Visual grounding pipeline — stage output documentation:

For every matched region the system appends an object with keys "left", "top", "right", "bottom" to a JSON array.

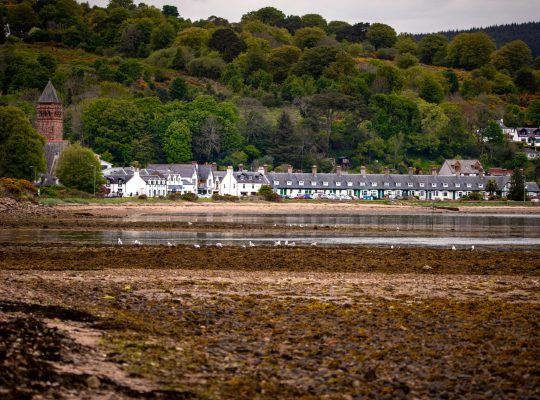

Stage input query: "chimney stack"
[
  {"left": 431, "top": 168, "right": 438, "bottom": 176},
  {"left": 312, "top": 165, "right": 317, "bottom": 176},
  {"left": 238, "top": 164, "right": 244, "bottom": 172},
  {"left": 211, "top": 162, "right": 217, "bottom": 172},
  {"left": 408, "top": 167, "right": 414, "bottom": 176},
  {"left": 360, "top": 166, "right": 366, "bottom": 176},
  {"left": 336, "top": 165, "right": 342, "bottom": 176},
  {"left": 287, "top": 164, "right": 293, "bottom": 174},
  {"left": 263, "top": 164, "right": 268, "bottom": 174},
  {"left": 226, "top": 165, "right": 233, "bottom": 174},
  {"left": 384, "top": 167, "right": 389, "bottom": 176}
]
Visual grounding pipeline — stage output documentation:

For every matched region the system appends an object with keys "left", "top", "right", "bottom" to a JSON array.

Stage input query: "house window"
[
  {"left": 323, "top": 182, "right": 329, "bottom": 186},
  {"left": 431, "top": 183, "right": 437, "bottom": 187},
  {"left": 396, "top": 182, "right": 401, "bottom": 187},
  {"left": 420, "top": 183, "right": 425, "bottom": 187},
  {"left": 242, "top": 184, "right": 245, "bottom": 189},
  {"left": 336, "top": 182, "right": 341, "bottom": 186},
  {"left": 274, "top": 180, "right": 279, "bottom": 185},
  {"left": 407, "top": 183, "right": 413, "bottom": 187},
  {"left": 299, "top": 181, "right": 304, "bottom": 185},
  {"left": 443, "top": 183, "right": 448, "bottom": 188},
  {"left": 347, "top": 182, "right": 353, "bottom": 187},
  {"left": 467, "top": 184, "right": 472, "bottom": 188},
  {"left": 311, "top": 181, "right": 317, "bottom": 186},
  {"left": 455, "top": 184, "right": 461, "bottom": 188},
  {"left": 360, "top": 182, "right": 365, "bottom": 186},
  {"left": 286, "top": 181, "right": 292, "bottom": 186},
  {"left": 443, "top": 191, "right": 448, "bottom": 197},
  {"left": 384, "top": 182, "right": 389, "bottom": 187},
  {"left": 371, "top": 182, "right": 377, "bottom": 187},
  {"left": 479, "top": 184, "right": 484, "bottom": 188}
]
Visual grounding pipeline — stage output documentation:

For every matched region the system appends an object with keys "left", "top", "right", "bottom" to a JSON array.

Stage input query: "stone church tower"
[{"left": 36, "top": 80, "right": 63, "bottom": 142}]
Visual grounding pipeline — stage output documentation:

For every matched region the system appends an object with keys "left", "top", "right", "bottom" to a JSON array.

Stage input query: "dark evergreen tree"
[
  {"left": 169, "top": 77, "right": 189, "bottom": 101},
  {"left": 208, "top": 28, "right": 246, "bottom": 62},
  {"left": 271, "top": 112, "right": 298, "bottom": 166},
  {"left": 507, "top": 168, "right": 525, "bottom": 201},
  {"left": 162, "top": 5, "right": 179, "bottom": 18}
]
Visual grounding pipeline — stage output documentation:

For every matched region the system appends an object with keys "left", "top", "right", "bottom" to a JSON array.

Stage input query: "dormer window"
[
  {"left": 384, "top": 182, "right": 389, "bottom": 187},
  {"left": 455, "top": 183, "right": 461, "bottom": 188},
  {"left": 371, "top": 182, "right": 377, "bottom": 187},
  {"left": 420, "top": 183, "right": 425, "bottom": 187},
  {"left": 311, "top": 181, "right": 317, "bottom": 186},
  {"left": 286, "top": 181, "right": 292, "bottom": 186},
  {"left": 347, "top": 182, "right": 353, "bottom": 187},
  {"left": 360, "top": 182, "right": 365, "bottom": 186},
  {"left": 336, "top": 182, "right": 341, "bottom": 186},
  {"left": 396, "top": 182, "right": 401, "bottom": 187},
  {"left": 443, "top": 183, "right": 448, "bottom": 188},
  {"left": 299, "top": 181, "right": 304, "bottom": 185},
  {"left": 407, "top": 182, "right": 413, "bottom": 187},
  {"left": 323, "top": 181, "right": 329, "bottom": 186},
  {"left": 478, "top": 184, "right": 484, "bottom": 188},
  {"left": 431, "top": 183, "right": 437, "bottom": 187},
  {"left": 467, "top": 183, "right": 471, "bottom": 188}
]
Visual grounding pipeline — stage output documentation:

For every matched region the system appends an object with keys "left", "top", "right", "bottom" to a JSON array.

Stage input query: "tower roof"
[{"left": 38, "top": 80, "right": 61, "bottom": 104}]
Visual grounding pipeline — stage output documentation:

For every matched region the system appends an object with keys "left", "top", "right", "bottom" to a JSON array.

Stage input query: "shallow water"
[{"left": 2, "top": 228, "right": 539, "bottom": 249}]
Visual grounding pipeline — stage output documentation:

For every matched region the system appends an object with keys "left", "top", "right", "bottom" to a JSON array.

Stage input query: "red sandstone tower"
[{"left": 36, "top": 80, "right": 63, "bottom": 142}]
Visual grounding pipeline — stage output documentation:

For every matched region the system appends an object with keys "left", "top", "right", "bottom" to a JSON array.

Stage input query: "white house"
[
  {"left": 219, "top": 165, "right": 270, "bottom": 196},
  {"left": 103, "top": 167, "right": 167, "bottom": 197},
  {"left": 499, "top": 120, "right": 540, "bottom": 147}
]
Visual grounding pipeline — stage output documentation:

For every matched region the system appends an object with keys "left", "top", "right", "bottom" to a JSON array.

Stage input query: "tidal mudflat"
[{"left": 0, "top": 203, "right": 539, "bottom": 399}]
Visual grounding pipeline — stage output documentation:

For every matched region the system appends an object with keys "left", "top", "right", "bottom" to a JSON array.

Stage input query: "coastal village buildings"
[{"left": 498, "top": 120, "right": 540, "bottom": 148}]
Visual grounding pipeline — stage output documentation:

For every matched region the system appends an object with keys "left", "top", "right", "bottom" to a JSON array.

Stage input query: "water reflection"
[{"left": 2, "top": 228, "right": 539, "bottom": 249}]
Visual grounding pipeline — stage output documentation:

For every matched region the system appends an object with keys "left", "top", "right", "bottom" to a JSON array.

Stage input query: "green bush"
[
  {"left": 167, "top": 192, "right": 182, "bottom": 201},
  {"left": 258, "top": 184, "right": 280, "bottom": 201},
  {"left": 138, "top": 194, "right": 148, "bottom": 200},
  {"left": 460, "top": 192, "right": 484, "bottom": 201},
  {"left": 0, "top": 178, "right": 37, "bottom": 199},
  {"left": 180, "top": 192, "right": 198, "bottom": 202},
  {"left": 211, "top": 193, "right": 239, "bottom": 202}
]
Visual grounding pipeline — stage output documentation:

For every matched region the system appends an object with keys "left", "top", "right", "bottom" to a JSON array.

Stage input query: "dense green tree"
[
  {"left": 503, "top": 105, "right": 525, "bottom": 127},
  {"left": 162, "top": 5, "right": 179, "bottom": 18},
  {"left": 293, "top": 27, "right": 326, "bottom": 49},
  {"left": 119, "top": 24, "right": 147, "bottom": 56},
  {"left": 150, "top": 22, "right": 175, "bottom": 50},
  {"left": 271, "top": 112, "right": 298, "bottom": 165},
  {"left": 276, "top": 15, "right": 303, "bottom": 34},
  {"left": 7, "top": 3, "right": 38, "bottom": 37},
  {"left": 301, "top": 14, "right": 327, "bottom": 30},
  {"left": 486, "top": 179, "right": 498, "bottom": 196},
  {"left": 169, "top": 77, "right": 189, "bottom": 101},
  {"left": 526, "top": 100, "right": 540, "bottom": 126},
  {"left": 187, "top": 56, "right": 226, "bottom": 79},
  {"left": 268, "top": 45, "right": 302, "bottom": 83},
  {"left": 0, "top": 106, "right": 45, "bottom": 181},
  {"left": 335, "top": 22, "right": 370, "bottom": 43},
  {"left": 514, "top": 68, "right": 537, "bottom": 93},
  {"left": 491, "top": 40, "right": 532, "bottom": 75},
  {"left": 507, "top": 168, "right": 525, "bottom": 201},
  {"left": 292, "top": 46, "right": 338, "bottom": 78},
  {"left": 419, "top": 76, "right": 444, "bottom": 104},
  {"left": 396, "top": 53, "right": 418, "bottom": 69},
  {"left": 163, "top": 121, "right": 192, "bottom": 163},
  {"left": 370, "top": 94, "right": 421, "bottom": 139},
  {"left": 443, "top": 70, "right": 459, "bottom": 94},
  {"left": 175, "top": 27, "right": 211, "bottom": 50},
  {"left": 418, "top": 34, "right": 447, "bottom": 65},
  {"left": 249, "top": 7, "right": 285, "bottom": 25},
  {"left": 447, "top": 32, "right": 496, "bottom": 70},
  {"left": 56, "top": 143, "right": 105, "bottom": 193},
  {"left": 327, "top": 20, "right": 350, "bottom": 35},
  {"left": 394, "top": 35, "right": 418, "bottom": 55},
  {"left": 366, "top": 23, "right": 397, "bottom": 49},
  {"left": 209, "top": 28, "right": 246, "bottom": 62}
]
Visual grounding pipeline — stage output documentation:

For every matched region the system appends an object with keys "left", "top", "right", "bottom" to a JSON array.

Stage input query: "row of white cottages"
[{"left": 103, "top": 163, "right": 540, "bottom": 200}]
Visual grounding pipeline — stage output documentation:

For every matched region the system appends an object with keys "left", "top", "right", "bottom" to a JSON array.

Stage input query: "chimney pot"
[
  {"left": 312, "top": 165, "right": 317, "bottom": 176},
  {"left": 263, "top": 164, "right": 268, "bottom": 174},
  {"left": 384, "top": 167, "right": 389, "bottom": 176},
  {"left": 287, "top": 164, "right": 293, "bottom": 174},
  {"left": 336, "top": 165, "right": 342, "bottom": 176},
  {"left": 431, "top": 168, "right": 438, "bottom": 176},
  {"left": 408, "top": 167, "right": 414, "bottom": 176},
  {"left": 360, "top": 166, "right": 366, "bottom": 176},
  {"left": 211, "top": 162, "right": 217, "bottom": 172}
]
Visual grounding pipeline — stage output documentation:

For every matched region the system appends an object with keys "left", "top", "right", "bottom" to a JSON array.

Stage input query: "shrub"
[
  {"left": 211, "top": 193, "right": 239, "bottom": 202},
  {"left": 258, "top": 185, "right": 280, "bottom": 201},
  {"left": 0, "top": 178, "right": 37, "bottom": 199},
  {"left": 138, "top": 194, "right": 148, "bottom": 200},
  {"left": 167, "top": 192, "right": 182, "bottom": 201},
  {"left": 460, "top": 192, "right": 484, "bottom": 201},
  {"left": 180, "top": 192, "right": 198, "bottom": 202}
]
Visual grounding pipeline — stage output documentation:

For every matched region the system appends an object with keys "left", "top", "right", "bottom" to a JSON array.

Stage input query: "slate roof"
[
  {"left": 267, "top": 172, "right": 511, "bottom": 192},
  {"left": 439, "top": 159, "right": 484, "bottom": 176},
  {"left": 38, "top": 80, "right": 61, "bottom": 104},
  {"left": 517, "top": 128, "right": 540, "bottom": 137},
  {"left": 147, "top": 163, "right": 197, "bottom": 178},
  {"left": 198, "top": 164, "right": 213, "bottom": 180},
  {"left": 234, "top": 171, "right": 269, "bottom": 184},
  {"left": 43, "top": 141, "right": 69, "bottom": 176}
]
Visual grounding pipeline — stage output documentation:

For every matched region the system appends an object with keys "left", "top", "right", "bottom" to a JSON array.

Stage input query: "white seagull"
[
  {"left": 274, "top": 240, "right": 281, "bottom": 246},
  {"left": 216, "top": 242, "right": 223, "bottom": 247},
  {"left": 390, "top": 245, "right": 394, "bottom": 249},
  {"left": 311, "top": 242, "right": 317, "bottom": 246},
  {"left": 288, "top": 241, "right": 296, "bottom": 247},
  {"left": 117, "top": 238, "right": 123, "bottom": 245},
  {"left": 249, "top": 241, "right": 255, "bottom": 247},
  {"left": 471, "top": 245, "right": 475, "bottom": 251},
  {"left": 193, "top": 244, "right": 200, "bottom": 248},
  {"left": 134, "top": 240, "right": 142, "bottom": 245},
  {"left": 188, "top": 221, "right": 193, "bottom": 225},
  {"left": 284, "top": 240, "right": 289, "bottom": 246},
  {"left": 451, "top": 245, "right": 457, "bottom": 251},
  {"left": 167, "top": 241, "right": 173, "bottom": 247}
]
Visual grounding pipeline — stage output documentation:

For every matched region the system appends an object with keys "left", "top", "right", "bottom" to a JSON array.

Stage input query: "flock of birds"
[{"left": 116, "top": 237, "right": 474, "bottom": 250}]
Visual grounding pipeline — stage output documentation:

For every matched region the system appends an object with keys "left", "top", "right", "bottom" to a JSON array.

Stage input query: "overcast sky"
[{"left": 88, "top": 0, "right": 540, "bottom": 33}]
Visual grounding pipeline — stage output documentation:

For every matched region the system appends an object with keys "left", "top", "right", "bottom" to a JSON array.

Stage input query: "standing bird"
[
  {"left": 193, "top": 244, "right": 200, "bottom": 248},
  {"left": 188, "top": 221, "right": 193, "bottom": 226},
  {"left": 249, "top": 241, "right": 255, "bottom": 247},
  {"left": 167, "top": 241, "right": 173, "bottom": 247},
  {"left": 390, "top": 245, "right": 394, "bottom": 249},
  {"left": 311, "top": 242, "right": 317, "bottom": 246},
  {"left": 284, "top": 240, "right": 289, "bottom": 246},
  {"left": 288, "top": 241, "right": 296, "bottom": 247},
  {"left": 134, "top": 240, "right": 142, "bottom": 245},
  {"left": 216, "top": 242, "right": 223, "bottom": 247},
  {"left": 274, "top": 240, "right": 281, "bottom": 246},
  {"left": 451, "top": 245, "right": 456, "bottom": 251},
  {"left": 471, "top": 245, "right": 475, "bottom": 251},
  {"left": 117, "top": 238, "right": 123, "bottom": 245}
]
